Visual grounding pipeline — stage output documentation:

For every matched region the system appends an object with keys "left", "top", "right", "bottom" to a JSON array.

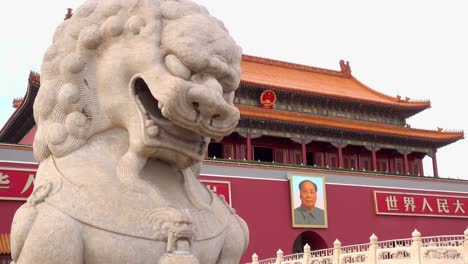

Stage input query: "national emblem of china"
[{"left": 260, "top": 90, "right": 277, "bottom": 109}]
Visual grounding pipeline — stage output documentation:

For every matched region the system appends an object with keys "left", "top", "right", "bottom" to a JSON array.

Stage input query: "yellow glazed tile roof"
[{"left": 241, "top": 55, "right": 430, "bottom": 109}]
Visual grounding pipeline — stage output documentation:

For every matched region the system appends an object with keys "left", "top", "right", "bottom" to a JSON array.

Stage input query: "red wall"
[
  {"left": 18, "top": 126, "right": 37, "bottom": 145},
  {"left": 0, "top": 161, "right": 37, "bottom": 234},
  {"left": 1, "top": 172, "right": 466, "bottom": 263},
  {"left": 0, "top": 201, "right": 23, "bottom": 234},
  {"left": 198, "top": 175, "right": 468, "bottom": 263}
]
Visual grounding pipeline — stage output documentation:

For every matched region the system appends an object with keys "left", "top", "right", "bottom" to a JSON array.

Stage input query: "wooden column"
[
  {"left": 432, "top": 150, "right": 439, "bottom": 178},
  {"left": 338, "top": 143, "right": 343, "bottom": 168},
  {"left": 419, "top": 159, "right": 424, "bottom": 176},
  {"left": 371, "top": 147, "right": 377, "bottom": 171},
  {"left": 246, "top": 132, "right": 252, "bottom": 160},
  {"left": 301, "top": 137, "right": 307, "bottom": 165},
  {"left": 403, "top": 151, "right": 409, "bottom": 174}
]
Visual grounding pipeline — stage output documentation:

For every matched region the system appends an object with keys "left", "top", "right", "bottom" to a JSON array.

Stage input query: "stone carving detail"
[{"left": 10, "top": 0, "right": 248, "bottom": 263}]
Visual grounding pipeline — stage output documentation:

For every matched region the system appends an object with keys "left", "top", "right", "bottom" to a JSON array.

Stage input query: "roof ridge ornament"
[
  {"left": 28, "top": 71, "right": 40, "bottom": 86},
  {"left": 64, "top": 8, "right": 73, "bottom": 20},
  {"left": 242, "top": 54, "right": 344, "bottom": 77},
  {"left": 339, "top": 60, "right": 351, "bottom": 77},
  {"left": 12, "top": 97, "right": 24, "bottom": 109}
]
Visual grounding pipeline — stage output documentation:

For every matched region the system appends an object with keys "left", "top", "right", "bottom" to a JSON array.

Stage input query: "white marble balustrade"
[{"left": 248, "top": 228, "right": 468, "bottom": 264}]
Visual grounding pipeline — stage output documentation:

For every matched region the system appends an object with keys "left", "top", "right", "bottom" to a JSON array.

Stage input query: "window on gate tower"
[
  {"left": 377, "top": 159, "right": 388, "bottom": 172},
  {"left": 360, "top": 155, "right": 371, "bottom": 171},
  {"left": 273, "top": 148, "right": 287, "bottom": 163}
]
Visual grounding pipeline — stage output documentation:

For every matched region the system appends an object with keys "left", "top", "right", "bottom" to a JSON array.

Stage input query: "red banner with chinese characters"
[
  {"left": 374, "top": 191, "right": 468, "bottom": 218},
  {"left": 0, "top": 166, "right": 229, "bottom": 204},
  {"left": 199, "top": 180, "right": 232, "bottom": 206},
  {"left": 0, "top": 167, "right": 36, "bottom": 201}
]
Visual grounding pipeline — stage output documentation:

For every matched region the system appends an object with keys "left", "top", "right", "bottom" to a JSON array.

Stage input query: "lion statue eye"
[{"left": 164, "top": 54, "right": 191, "bottom": 80}]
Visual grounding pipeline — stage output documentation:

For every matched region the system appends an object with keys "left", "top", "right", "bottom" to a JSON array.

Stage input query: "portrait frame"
[{"left": 289, "top": 172, "right": 328, "bottom": 228}]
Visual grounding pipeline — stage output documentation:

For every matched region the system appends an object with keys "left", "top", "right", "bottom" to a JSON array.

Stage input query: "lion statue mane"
[{"left": 10, "top": 0, "right": 249, "bottom": 263}]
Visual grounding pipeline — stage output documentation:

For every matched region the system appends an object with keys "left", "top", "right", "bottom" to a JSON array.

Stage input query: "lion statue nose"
[{"left": 187, "top": 75, "right": 238, "bottom": 128}]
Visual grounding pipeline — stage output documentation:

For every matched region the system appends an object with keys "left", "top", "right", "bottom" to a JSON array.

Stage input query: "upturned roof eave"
[
  {"left": 240, "top": 79, "right": 431, "bottom": 111},
  {"left": 0, "top": 72, "right": 39, "bottom": 143},
  {"left": 237, "top": 105, "right": 464, "bottom": 144},
  {"left": 240, "top": 55, "right": 431, "bottom": 112}
]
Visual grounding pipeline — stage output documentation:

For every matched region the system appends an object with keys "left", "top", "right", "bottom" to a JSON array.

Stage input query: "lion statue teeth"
[{"left": 10, "top": 0, "right": 249, "bottom": 263}]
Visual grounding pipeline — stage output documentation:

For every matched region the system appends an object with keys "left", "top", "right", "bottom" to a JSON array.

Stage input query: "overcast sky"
[{"left": 0, "top": 0, "right": 466, "bottom": 180}]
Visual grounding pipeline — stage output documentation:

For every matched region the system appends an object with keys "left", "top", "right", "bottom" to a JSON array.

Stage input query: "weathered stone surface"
[{"left": 10, "top": 0, "right": 248, "bottom": 263}]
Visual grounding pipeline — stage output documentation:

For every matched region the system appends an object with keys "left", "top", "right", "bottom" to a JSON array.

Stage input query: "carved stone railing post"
[
  {"left": 275, "top": 249, "right": 284, "bottom": 264},
  {"left": 464, "top": 228, "right": 468, "bottom": 264},
  {"left": 410, "top": 229, "right": 422, "bottom": 264},
  {"left": 333, "top": 239, "right": 342, "bottom": 264},
  {"left": 250, "top": 229, "right": 468, "bottom": 264},
  {"left": 368, "top": 233, "right": 378, "bottom": 263},
  {"left": 302, "top": 243, "right": 311, "bottom": 264},
  {"left": 251, "top": 253, "right": 259, "bottom": 264}
]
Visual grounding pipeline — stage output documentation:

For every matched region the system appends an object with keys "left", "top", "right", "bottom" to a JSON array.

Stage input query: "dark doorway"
[
  {"left": 208, "top": 143, "right": 223, "bottom": 158},
  {"left": 306, "top": 152, "right": 314, "bottom": 166},
  {"left": 292, "top": 231, "right": 328, "bottom": 254},
  {"left": 254, "top": 147, "right": 273, "bottom": 162}
]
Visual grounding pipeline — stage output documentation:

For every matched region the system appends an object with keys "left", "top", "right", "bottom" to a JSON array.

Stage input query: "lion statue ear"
[{"left": 190, "top": 162, "right": 202, "bottom": 177}]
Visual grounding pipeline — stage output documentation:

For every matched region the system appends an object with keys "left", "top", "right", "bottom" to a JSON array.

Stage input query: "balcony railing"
[{"left": 204, "top": 158, "right": 468, "bottom": 182}]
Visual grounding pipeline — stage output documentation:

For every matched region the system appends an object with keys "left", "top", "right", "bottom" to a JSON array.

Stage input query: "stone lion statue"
[{"left": 10, "top": 0, "right": 248, "bottom": 263}]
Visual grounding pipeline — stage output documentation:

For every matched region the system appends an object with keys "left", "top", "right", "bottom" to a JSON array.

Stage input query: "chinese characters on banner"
[
  {"left": 199, "top": 179, "right": 232, "bottom": 206},
  {"left": 1, "top": 168, "right": 232, "bottom": 205},
  {"left": 0, "top": 168, "right": 36, "bottom": 200},
  {"left": 374, "top": 191, "right": 467, "bottom": 218}
]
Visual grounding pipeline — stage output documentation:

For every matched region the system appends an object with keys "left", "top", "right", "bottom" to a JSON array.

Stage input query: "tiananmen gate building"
[{"left": 1, "top": 55, "right": 467, "bottom": 264}]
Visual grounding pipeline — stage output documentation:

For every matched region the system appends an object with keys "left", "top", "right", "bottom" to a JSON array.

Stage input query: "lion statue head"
[{"left": 33, "top": 0, "right": 242, "bottom": 171}]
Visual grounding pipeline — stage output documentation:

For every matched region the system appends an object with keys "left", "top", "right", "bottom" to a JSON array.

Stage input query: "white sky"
[{"left": 0, "top": 1, "right": 466, "bottom": 180}]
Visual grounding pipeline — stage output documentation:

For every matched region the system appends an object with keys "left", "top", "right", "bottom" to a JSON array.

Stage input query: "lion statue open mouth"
[{"left": 10, "top": 0, "right": 249, "bottom": 263}]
